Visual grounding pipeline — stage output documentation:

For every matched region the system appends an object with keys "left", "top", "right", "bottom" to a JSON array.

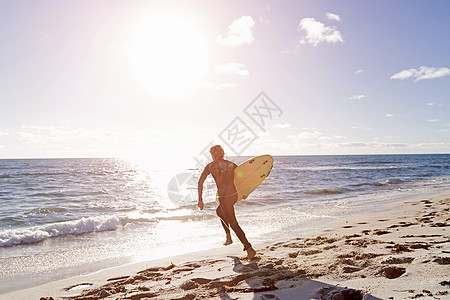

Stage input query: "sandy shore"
[{"left": 3, "top": 190, "right": 449, "bottom": 300}]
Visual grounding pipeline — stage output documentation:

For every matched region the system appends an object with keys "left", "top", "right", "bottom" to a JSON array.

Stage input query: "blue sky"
[{"left": 0, "top": 0, "right": 449, "bottom": 163}]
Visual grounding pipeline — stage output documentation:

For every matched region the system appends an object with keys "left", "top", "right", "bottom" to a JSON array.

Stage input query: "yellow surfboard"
[{"left": 216, "top": 155, "right": 274, "bottom": 203}]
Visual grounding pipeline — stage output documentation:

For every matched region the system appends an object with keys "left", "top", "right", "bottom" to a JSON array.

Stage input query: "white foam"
[{"left": 0, "top": 215, "right": 123, "bottom": 247}]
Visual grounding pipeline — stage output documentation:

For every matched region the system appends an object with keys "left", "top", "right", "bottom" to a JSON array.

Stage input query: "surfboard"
[{"left": 216, "top": 155, "right": 273, "bottom": 203}]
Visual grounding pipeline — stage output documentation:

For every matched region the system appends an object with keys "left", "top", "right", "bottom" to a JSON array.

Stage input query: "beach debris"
[
  {"left": 381, "top": 266, "right": 406, "bottom": 279},
  {"left": 440, "top": 281, "right": 450, "bottom": 287},
  {"left": 165, "top": 262, "right": 177, "bottom": 270}
]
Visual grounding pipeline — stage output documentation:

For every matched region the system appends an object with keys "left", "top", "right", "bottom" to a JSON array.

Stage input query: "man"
[{"left": 197, "top": 145, "right": 256, "bottom": 259}]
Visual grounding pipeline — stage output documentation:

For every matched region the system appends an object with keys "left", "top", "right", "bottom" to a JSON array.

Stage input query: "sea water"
[{"left": 0, "top": 154, "right": 449, "bottom": 293}]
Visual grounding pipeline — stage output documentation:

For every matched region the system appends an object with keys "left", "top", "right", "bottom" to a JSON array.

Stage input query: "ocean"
[{"left": 0, "top": 154, "right": 449, "bottom": 293}]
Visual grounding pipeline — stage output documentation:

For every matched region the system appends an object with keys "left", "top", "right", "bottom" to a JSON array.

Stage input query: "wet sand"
[{"left": 3, "top": 190, "right": 450, "bottom": 300}]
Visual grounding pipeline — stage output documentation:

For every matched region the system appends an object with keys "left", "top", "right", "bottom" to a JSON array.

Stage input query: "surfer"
[{"left": 197, "top": 145, "right": 256, "bottom": 259}]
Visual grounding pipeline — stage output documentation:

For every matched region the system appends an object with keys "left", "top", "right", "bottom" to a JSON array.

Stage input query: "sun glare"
[{"left": 130, "top": 11, "right": 209, "bottom": 95}]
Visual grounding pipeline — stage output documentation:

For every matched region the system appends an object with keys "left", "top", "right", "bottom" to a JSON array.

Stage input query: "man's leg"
[{"left": 220, "top": 198, "right": 252, "bottom": 251}]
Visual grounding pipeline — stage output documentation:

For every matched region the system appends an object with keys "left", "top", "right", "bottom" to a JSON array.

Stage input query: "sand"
[{"left": 2, "top": 190, "right": 449, "bottom": 300}]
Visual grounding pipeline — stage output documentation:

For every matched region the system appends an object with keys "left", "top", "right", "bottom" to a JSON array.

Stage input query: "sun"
[{"left": 130, "top": 11, "right": 209, "bottom": 95}]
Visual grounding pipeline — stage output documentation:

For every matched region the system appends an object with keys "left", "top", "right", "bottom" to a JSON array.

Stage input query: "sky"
[{"left": 0, "top": 0, "right": 449, "bottom": 164}]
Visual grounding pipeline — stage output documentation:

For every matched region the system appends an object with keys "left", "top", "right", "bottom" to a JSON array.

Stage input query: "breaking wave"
[{"left": 0, "top": 214, "right": 157, "bottom": 247}]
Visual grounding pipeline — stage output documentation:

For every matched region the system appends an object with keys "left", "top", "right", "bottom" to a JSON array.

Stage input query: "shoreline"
[
  {"left": 0, "top": 186, "right": 435, "bottom": 295},
  {"left": 3, "top": 189, "right": 449, "bottom": 300}
]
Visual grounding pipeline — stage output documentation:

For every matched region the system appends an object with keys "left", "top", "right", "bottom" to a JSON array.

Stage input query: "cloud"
[
  {"left": 274, "top": 123, "right": 291, "bottom": 129},
  {"left": 298, "top": 17, "right": 343, "bottom": 46},
  {"left": 427, "top": 119, "right": 438, "bottom": 122},
  {"left": 355, "top": 69, "right": 364, "bottom": 75},
  {"left": 326, "top": 12, "right": 341, "bottom": 21},
  {"left": 349, "top": 94, "right": 366, "bottom": 100},
  {"left": 385, "top": 113, "right": 395, "bottom": 117},
  {"left": 199, "top": 81, "right": 239, "bottom": 90},
  {"left": 426, "top": 102, "right": 443, "bottom": 107},
  {"left": 0, "top": 131, "right": 8, "bottom": 136},
  {"left": 391, "top": 66, "right": 450, "bottom": 81},
  {"left": 215, "top": 63, "right": 249, "bottom": 76},
  {"left": 217, "top": 16, "right": 255, "bottom": 47},
  {"left": 258, "top": 16, "right": 269, "bottom": 24}
]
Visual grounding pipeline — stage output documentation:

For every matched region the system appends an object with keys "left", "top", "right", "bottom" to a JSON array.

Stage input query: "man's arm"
[{"left": 197, "top": 165, "right": 210, "bottom": 210}]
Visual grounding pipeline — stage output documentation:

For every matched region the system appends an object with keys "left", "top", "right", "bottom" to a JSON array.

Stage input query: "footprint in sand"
[{"left": 381, "top": 266, "right": 406, "bottom": 279}]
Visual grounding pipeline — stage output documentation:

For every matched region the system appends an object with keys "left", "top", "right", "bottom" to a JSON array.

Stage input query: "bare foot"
[
  {"left": 223, "top": 239, "right": 233, "bottom": 246},
  {"left": 246, "top": 247, "right": 256, "bottom": 260},
  {"left": 223, "top": 234, "right": 232, "bottom": 246}
]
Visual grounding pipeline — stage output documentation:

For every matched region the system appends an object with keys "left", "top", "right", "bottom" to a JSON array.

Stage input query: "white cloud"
[
  {"left": 439, "top": 129, "right": 448, "bottom": 132},
  {"left": 216, "top": 16, "right": 255, "bottom": 47},
  {"left": 349, "top": 94, "right": 366, "bottom": 100},
  {"left": 355, "top": 69, "right": 364, "bottom": 75},
  {"left": 427, "top": 102, "right": 435, "bottom": 106},
  {"left": 385, "top": 113, "right": 395, "bottom": 117},
  {"left": 391, "top": 66, "right": 450, "bottom": 81},
  {"left": 258, "top": 16, "right": 269, "bottom": 24},
  {"left": 326, "top": 12, "right": 341, "bottom": 22},
  {"left": 0, "top": 131, "right": 8, "bottom": 136},
  {"left": 298, "top": 17, "right": 343, "bottom": 46},
  {"left": 215, "top": 63, "right": 249, "bottom": 76},
  {"left": 274, "top": 123, "right": 291, "bottom": 129},
  {"left": 199, "top": 81, "right": 238, "bottom": 90},
  {"left": 427, "top": 119, "right": 438, "bottom": 122}
]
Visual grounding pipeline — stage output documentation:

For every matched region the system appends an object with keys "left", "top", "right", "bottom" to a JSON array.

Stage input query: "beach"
[{"left": 3, "top": 189, "right": 448, "bottom": 300}]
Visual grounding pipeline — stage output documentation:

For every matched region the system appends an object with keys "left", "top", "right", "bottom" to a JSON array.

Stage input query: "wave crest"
[{"left": 0, "top": 215, "right": 123, "bottom": 247}]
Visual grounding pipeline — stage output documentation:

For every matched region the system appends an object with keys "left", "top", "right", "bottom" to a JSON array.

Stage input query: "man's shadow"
[{"left": 212, "top": 256, "right": 383, "bottom": 300}]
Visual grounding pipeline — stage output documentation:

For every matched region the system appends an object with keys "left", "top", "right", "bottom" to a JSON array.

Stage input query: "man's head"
[{"left": 210, "top": 145, "right": 225, "bottom": 161}]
